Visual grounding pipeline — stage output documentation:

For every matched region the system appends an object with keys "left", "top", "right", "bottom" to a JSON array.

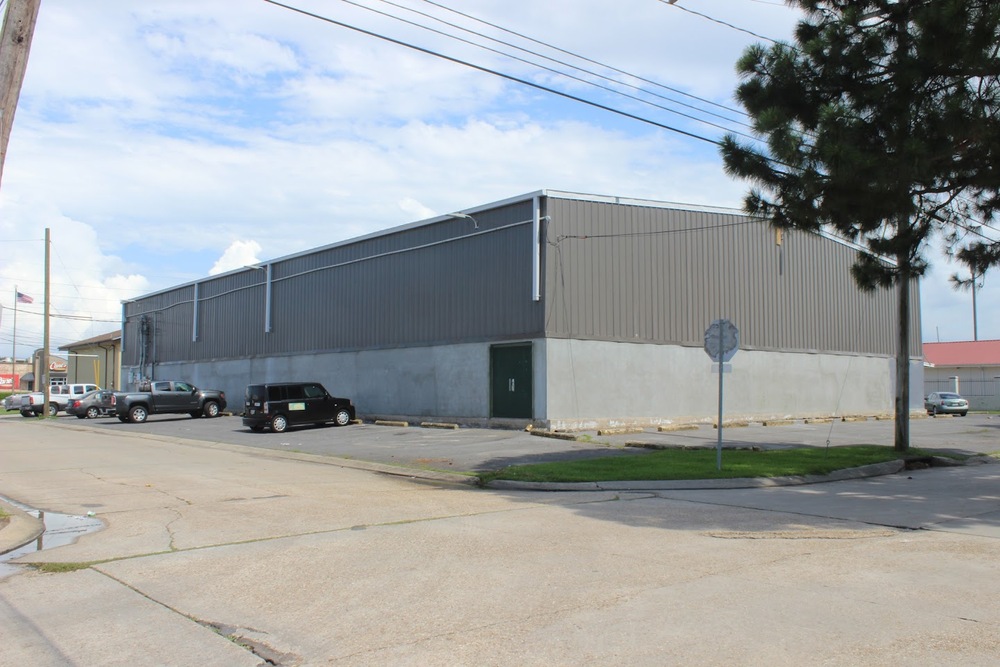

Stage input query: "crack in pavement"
[
  {"left": 91, "top": 567, "right": 302, "bottom": 666},
  {"left": 197, "top": 619, "right": 302, "bottom": 666},
  {"left": 80, "top": 468, "right": 195, "bottom": 506}
]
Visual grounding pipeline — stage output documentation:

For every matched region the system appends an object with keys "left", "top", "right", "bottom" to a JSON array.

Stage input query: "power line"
[
  {"left": 414, "top": 0, "right": 751, "bottom": 121},
  {"left": 652, "top": 4, "right": 1000, "bottom": 246},
  {"left": 263, "top": 0, "right": 724, "bottom": 146},
  {"left": 334, "top": 0, "right": 758, "bottom": 140},
  {"left": 7, "top": 279, "right": 155, "bottom": 296},
  {"left": 657, "top": 0, "right": 789, "bottom": 46},
  {"left": 0, "top": 306, "right": 119, "bottom": 323}
]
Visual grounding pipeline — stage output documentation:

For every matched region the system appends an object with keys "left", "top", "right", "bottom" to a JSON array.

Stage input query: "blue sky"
[{"left": 1, "top": 0, "right": 997, "bottom": 361}]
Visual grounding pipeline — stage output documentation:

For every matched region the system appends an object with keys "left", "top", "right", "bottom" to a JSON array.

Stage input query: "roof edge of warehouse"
[{"left": 119, "top": 189, "right": 875, "bottom": 304}]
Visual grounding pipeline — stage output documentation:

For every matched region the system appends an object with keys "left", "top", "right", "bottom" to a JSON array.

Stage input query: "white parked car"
[{"left": 49, "top": 383, "right": 100, "bottom": 411}]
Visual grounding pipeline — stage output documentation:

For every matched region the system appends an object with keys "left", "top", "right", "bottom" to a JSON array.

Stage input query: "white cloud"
[
  {"left": 209, "top": 240, "right": 263, "bottom": 276},
  {"left": 0, "top": 194, "right": 150, "bottom": 355},
  {"left": 397, "top": 197, "right": 435, "bottom": 220}
]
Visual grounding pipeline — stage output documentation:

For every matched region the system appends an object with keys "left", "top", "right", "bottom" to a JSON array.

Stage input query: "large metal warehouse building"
[{"left": 120, "top": 190, "right": 923, "bottom": 429}]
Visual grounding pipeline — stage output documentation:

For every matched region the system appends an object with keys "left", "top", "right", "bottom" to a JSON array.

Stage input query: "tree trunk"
[{"left": 894, "top": 257, "right": 911, "bottom": 452}]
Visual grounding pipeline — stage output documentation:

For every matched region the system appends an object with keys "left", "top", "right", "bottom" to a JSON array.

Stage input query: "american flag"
[{"left": 16, "top": 292, "right": 33, "bottom": 304}]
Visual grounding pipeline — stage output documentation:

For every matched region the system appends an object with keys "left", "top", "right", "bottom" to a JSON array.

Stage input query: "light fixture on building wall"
[{"left": 447, "top": 212, "right": 479, "bottom": 229}]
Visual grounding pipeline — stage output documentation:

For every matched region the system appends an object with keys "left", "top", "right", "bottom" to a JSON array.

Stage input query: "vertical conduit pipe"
[
  {"left": 265, "top": 263, "right": 273, "bottom": 333},
  {"left": 192, "top": 282, "right": 199, "bottom": 342},
  {"left": 532, "top": 196, "right": 541, "bottom": 301}
]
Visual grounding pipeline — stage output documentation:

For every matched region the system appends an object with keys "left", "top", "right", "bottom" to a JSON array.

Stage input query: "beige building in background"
[{"left": 58, "top": 330, "right": 122, "bottom": 390}]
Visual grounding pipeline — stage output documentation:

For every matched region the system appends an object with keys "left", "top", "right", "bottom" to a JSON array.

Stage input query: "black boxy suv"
[{"left": 243, "top": 382, "right": 356, "bottom": 433}]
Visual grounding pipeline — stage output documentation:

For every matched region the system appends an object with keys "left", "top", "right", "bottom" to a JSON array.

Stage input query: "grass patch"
[
  {"left": 32, "top": 561, "right": 100, "bottom": 573},
  {"left": 483, "top": 445, "right": 922, "bottom": 484}
]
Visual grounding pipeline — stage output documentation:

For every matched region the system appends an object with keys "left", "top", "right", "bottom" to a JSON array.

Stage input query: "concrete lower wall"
[
  {"left": 125, "top": 337, "right": 922, "bottom": 428},
  {"left": 541, "top": 339, "right": 922, "bottom": 430},
  {"left": 126, "top": 342, "right": 497, "bottom": 422}
]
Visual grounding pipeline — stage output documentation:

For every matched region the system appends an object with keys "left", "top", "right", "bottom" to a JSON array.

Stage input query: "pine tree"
[{"left": 721, "top": 0, "right": 1000, "bottom": 451}]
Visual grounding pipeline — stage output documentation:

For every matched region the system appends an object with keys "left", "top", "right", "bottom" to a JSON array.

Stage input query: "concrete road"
[{"left": 1, "top": 418, "right": 998, "bottom": 665}]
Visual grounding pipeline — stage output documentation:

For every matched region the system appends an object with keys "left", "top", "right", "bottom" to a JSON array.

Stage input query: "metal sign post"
[{"left": 704, "top": 319, "right": 739, "bottom": 471}]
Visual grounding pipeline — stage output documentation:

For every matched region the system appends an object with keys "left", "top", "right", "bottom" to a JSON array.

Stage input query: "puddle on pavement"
[{"left": 0, "top": 495, "right": 104, "bottom": 578}]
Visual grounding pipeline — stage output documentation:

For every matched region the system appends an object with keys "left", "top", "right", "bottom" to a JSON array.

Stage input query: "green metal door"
[{"left": 490, "top": 343, "right": 533, "bottom": 418}]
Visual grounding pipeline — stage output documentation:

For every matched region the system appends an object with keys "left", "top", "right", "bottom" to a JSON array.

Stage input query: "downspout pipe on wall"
[
  {"left": 265, "top": 263, "right": 273, "bottom": 333},
  {"left": 150, "top": 312, "right": 157, "bottom": 381},
  {"left": 532, "top": 195, "right": 543, "bottom": 302},
  {"left": 98, "top": 340, "right": 116, "bottom": 389},
  {"left": 192, "top": 282, "right": 199, "bottom": 342},
  {"left": 119, "top": 307, "right": 127, "bottom": 390}
]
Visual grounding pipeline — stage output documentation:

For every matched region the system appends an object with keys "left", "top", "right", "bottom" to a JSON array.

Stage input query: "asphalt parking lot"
[{"left": 30, "top": 410, "right": 1000, "bottom": 473}]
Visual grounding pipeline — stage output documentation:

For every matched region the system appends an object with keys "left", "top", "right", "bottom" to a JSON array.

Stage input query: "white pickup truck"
[{"left": 19, "top": 383, "right": 99, "bottom": 417}]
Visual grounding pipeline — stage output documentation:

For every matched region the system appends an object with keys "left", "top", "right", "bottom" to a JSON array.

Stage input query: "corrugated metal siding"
[
  {"left": 122, "top": 192, "right": 921, "bottom": 369},
  {"left": 122, "top": 286, "right": 196, "bottom": 365},
  {"left": 195, "top": 270, "right": 268, "bottom": 358},
  {"left": 122, "top": 201, "right": 545, "bottom": 366},
  {"left": 542, "top": 197, "right": 920, "bottom": 357}
]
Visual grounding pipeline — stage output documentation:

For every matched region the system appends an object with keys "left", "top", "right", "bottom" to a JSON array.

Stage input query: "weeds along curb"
[{"left": 484, "top": 459, "right": 907, "bottom": 491}]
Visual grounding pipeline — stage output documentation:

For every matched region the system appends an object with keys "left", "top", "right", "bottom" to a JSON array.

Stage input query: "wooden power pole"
[{"left": 0, "top": 0, "right": 41, "bottom": 188}]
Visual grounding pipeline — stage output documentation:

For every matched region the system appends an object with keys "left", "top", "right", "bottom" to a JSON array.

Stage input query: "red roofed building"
[{"left": 923, "top": 340, "right": 1000, "bottom": 411}]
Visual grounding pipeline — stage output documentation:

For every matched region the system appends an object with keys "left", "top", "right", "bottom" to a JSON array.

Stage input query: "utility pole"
[
  {"left": 972, "top": 272, "right": 980, "bottom": 342},
  {"left": 0, "top": 0, "right": 41, "bottom": 400},
  {"left": 42, "top": 226, "right": 49, "bottom": 415},
  {"left": 0, "top": 0, "right": 42, "bottom": 188}
]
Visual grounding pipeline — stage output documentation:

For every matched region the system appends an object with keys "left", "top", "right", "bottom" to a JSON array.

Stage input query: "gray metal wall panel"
[
  {"left": 195, "top": 271, "right": 268, "bottom": 359},
  {"left": 542, "top": 198, "right": 920, "bottom": 357},
  {"left": 121, "top": 201, "right": 545, "bottom": 367},
  {"left": 122, "top": 287, "right": 196, "bottom": 368}
]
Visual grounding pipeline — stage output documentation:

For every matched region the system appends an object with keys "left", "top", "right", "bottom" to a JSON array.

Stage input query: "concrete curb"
[
  {"left": 0, "top": 498, "right": 44, "bottom": 556},
  {"left": 484, "top": 460, "right": 907, "bottom": 491}
]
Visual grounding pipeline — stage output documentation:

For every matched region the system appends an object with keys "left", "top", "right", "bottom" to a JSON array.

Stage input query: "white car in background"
[
  {"left": 924, "top": 392, "right": 969, "bottom": 416},
  {"left": 49, "top": 383, "right": 100, "bottom": 411}
]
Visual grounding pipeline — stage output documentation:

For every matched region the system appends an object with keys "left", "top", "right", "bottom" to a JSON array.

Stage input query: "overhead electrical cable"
[
  {"left": 263, "top": 0, "right": 724, "bottom": 146},
  {"left": 955, "top": 195, "right": 1000, "bottom": 238},
  {"left": 414, "top": 0, "right": 751, "bottom": 121},
  {"left": 384, "top": 0, "right": 753, "bottom": 129},
  {"left": 0, "top": 305, "right": 118, "bottom": 323},
  {"left": 335, "top": 0, "right": 759, "bottom": 140},
  {"left": 656, "top": 2, "right": 1000, "bottom": 238},
  {"left": 265, "top": 0, "right": 996, "bottom": 219},
  {"left": 657, "top": 0, "right": 788, "bottom": 46}
]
